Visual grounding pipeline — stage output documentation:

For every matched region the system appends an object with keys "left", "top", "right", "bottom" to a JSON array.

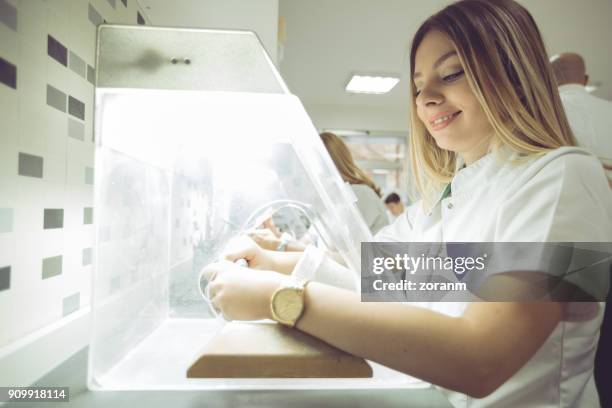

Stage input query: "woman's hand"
[
  {"left": 201, "top": 261, "right": 285, "bottom": 321},
  {"left": 222, "top": 235, "right": 278, "bottom": 270},
  {"left": 223, "top": 235, "right": 304, "bottom": 274},
  {"left": 248, "top": 228, "right": 281, "bottom": 251}
]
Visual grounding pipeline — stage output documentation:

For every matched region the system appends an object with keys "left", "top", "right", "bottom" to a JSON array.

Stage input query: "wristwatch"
[{"left": 270, "top": 278, "right": 310, "bottom": 327}]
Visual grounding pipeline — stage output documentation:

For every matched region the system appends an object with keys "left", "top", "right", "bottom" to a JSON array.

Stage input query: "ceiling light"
[{"left": 345, "top": 75, "right": 399, "bottom": 94}]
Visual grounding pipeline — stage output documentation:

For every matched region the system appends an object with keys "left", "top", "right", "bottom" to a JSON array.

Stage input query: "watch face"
[{"left": 273, "top": 288, "right": 303, "bottom": 324}]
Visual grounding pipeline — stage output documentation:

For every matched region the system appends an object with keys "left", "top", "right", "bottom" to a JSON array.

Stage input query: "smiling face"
[{"left": 413, "top": 30, "right": 494, "bottom": 165}]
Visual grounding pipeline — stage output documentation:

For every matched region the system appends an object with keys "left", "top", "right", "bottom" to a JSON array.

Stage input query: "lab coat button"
[{"left": 447, "top": 202, "right": 453, "bottom": 209}]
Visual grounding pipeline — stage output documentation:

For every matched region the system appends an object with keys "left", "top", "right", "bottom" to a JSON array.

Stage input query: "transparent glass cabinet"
[{"left": 89, "top": 25, "right": 422, "bottom": 390}]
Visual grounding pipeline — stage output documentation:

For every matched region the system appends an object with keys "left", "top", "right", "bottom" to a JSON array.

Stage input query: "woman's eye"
[
  {"left": 443, "top": 70, "right": 464, "bottom": 81},
  {"left": 414, "top": 89, "right": 421, "bottom": 96}
]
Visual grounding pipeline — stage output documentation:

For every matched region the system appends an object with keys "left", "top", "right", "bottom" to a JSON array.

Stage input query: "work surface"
[{"left": 5, "top": 347, "right": 453, "bottom": 408}]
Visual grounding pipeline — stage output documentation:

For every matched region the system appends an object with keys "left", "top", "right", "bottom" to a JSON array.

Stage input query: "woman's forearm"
[
  {"left": 295, "top": 282, "right": 562, "bottom": 397},
  {"left": 295, "top": 282, "right": 500, "bottom": 397},
  {"left": 268, "top": 250, "right": 304, "bottom": 274},
  {"left": 296, "top": 282, "right": 476, "bottom": 391}
]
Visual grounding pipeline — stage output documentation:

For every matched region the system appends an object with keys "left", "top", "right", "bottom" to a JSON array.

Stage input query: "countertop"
[{"left": 4, "top": 347, "right": 453, "bottom": 408}]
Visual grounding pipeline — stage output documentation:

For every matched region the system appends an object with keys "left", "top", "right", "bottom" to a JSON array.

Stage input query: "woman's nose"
[{"left": 417, "top": 87, "right": 444, "bottom": 107}]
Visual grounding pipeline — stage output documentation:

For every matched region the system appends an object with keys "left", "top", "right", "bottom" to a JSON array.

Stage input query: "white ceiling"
[{"left": 139, "top": 0, "right": 612, "bottom": 131}]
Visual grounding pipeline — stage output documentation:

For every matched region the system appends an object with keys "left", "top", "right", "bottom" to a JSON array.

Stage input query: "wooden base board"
[{"left": 186, "top": 321, "right": 372, "bottom": 378}]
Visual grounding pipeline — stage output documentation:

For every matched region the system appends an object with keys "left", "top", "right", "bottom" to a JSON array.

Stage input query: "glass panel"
[{"left": 90, "top": 25, "right": 420, "bottom": 391}]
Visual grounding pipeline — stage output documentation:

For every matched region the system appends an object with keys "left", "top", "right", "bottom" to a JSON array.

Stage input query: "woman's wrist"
[
  {"left": 260, "top": 277, "right": 281, "bottom": 320},
  {"left": 265, "top": 249, "right": 303, "bottom": 275}
]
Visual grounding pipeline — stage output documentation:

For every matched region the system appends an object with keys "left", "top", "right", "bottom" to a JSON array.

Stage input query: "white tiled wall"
[{"left": 0, "top": 0, "right": 151, "bottom": 348}]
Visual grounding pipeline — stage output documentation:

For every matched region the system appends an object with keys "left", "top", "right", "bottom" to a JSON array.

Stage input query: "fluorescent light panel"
[{"left": 346, "top": 75, "right": 399, "bottom": 94}]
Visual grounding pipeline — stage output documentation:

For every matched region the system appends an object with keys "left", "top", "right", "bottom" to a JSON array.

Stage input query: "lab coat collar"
[
  {"left": 428, "top": 146, "right": 516, "bottom": 215},
  {"left": 451, "top": 145, "right": 515, "bottom": 196}
]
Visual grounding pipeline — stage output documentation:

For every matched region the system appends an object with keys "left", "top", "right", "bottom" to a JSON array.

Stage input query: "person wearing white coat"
[
  {"left": 202, "top": 1, "right": 612, "bottom": 406},
  {"left": 551, "top": 52, "right": 612, "bottom": 186},
  {"left": 373, "top": 145, "right": 611, "bottom": 407}
]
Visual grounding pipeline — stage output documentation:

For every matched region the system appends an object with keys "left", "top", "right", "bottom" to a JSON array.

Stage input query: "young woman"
[
  {"left": 320, "top": 131, "right": 389, "bottom": 235},
  {"left": 202, "top": 0, "right": 612, "bottom": 406}
]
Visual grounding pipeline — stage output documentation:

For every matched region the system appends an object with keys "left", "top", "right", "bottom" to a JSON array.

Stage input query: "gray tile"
[
  {"left": 82, "top": 248, "right": 92, "bottom": 266},
  {"left": 84, "top": 166, "right": 94, "bottom": 185},
  {"left": 68, "top": 95, "right": 84, "bottom": 120},
  {"left": 43, "top": 208, "right": 64, "bottom": 229},
  {"left": 62, "top": 292, "right": 80, "bottom": 316},
  {"left": 0, "top": 57, "right": 16, "bottom": 89},
  {"left": 68, "top": 117, "right": 85, "bottom": 141},
  {"left": 106, "top": 0, "right": 116, "bottom": 9},
  {"left": 88, "top": 4, "right": 103, "bottom": 26},
  {"left": 68, "top": 51, "right": 86, "bottom": 78},
  {"left": 18, "top": 152, "right": 43, "bottom": 178},
  {"left": 46, "top": 84, "right": 66, "bottom": 112},
  {"left": 0, "top": 208, "right": 13, "bottom": 233},
  {"left": 87, "top": 65, "right": 95, "bottom": 85},
  {"left": 42, "top": 255, "right": 62, "bottom": 279},
  {"left": 47, "top": 35, "right": 67, "bottom": 67},
  {"left": 0, "top": 0, "right": 17, "bottom": 31},
  {"left": 0, "top": 266, "right": 10, "bottom": 291},
  {"left": 83, "top": 207, "right": 93, "bottom": 224}
]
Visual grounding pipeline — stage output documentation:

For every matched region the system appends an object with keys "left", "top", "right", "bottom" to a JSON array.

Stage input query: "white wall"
[
  {"left": 304, "top": 103, "right": 410, "bottom": 133},
  {"left": 0, "top": 0, "right": 152, "bottom": 386}
]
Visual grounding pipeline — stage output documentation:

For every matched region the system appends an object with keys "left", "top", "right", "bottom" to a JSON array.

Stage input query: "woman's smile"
[{"left": 428, "top": 110, "right": 462, "bottom": 131}]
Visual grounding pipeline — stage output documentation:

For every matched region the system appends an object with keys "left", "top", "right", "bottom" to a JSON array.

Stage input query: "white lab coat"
[
  {"left": 296, "top": 146, "right": 612, "bottom": 407},
  {"left": 350, "top": 183, "right": 390, "bottom": 235},
  {"left": 559, "top": 84, "right": 612, "bottom": 183}
]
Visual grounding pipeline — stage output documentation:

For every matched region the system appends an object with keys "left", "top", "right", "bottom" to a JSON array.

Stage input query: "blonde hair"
[
  {"left": 409, "top": 0, "right": 576, "bottom": 205},
  {"left": 320, "top": 132, "right": 383, "bottom": 197}
]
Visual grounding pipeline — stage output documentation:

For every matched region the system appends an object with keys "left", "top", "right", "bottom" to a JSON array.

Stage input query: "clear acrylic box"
[{"left": 88, "top": 25, "right": 424, "bottom": 390}]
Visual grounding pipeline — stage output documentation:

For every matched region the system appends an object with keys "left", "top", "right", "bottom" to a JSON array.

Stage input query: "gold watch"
[{"left": 270, "top": 278, "right": 309, "bottom": 327}]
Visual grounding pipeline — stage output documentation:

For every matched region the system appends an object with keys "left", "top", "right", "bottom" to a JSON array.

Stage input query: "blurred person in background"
[
  {"left": 320, "top": 132, "right": 390, "bottom": 235},
  {"left": 384, "top": 192, "right": 405, "bottom": 221},
  {"left": 551, "top": 52, "right": 612, "bottom": 186}
]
